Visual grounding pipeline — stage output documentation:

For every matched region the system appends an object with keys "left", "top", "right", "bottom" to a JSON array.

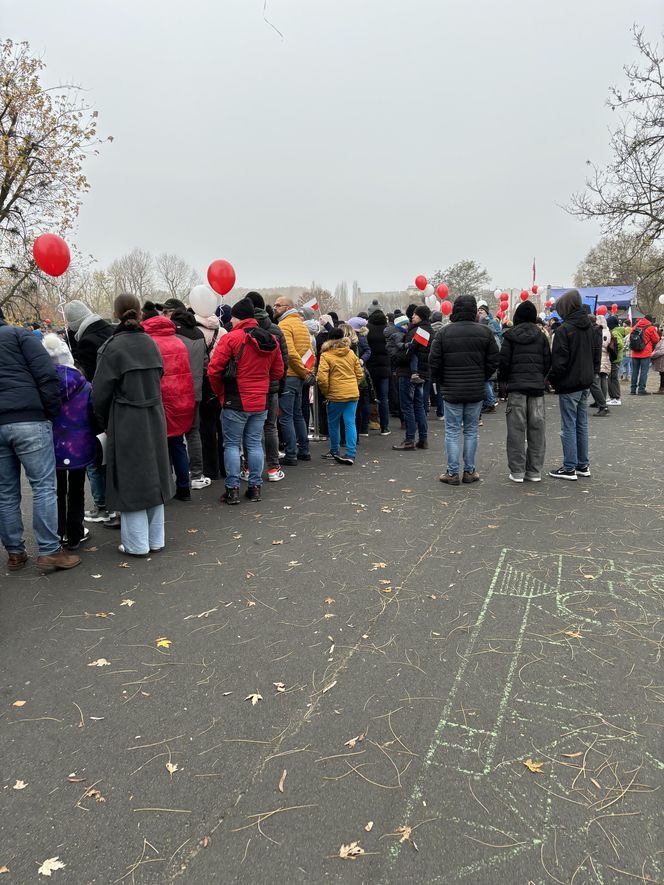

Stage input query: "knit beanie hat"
[
  {"left": 63, "top": 299, "right": 92, "bottom": 332},
  {"left": 142, "top": 300, "right": 160, "bottom": 320},
  {"left": 299, "top": 306, "right": 315, "bottom": 321},
  {"left": 513, "top": 300, "right": 538, "bottom": 325},
  {"left": 367, "top": 299, "right": 382, "bottom": 315},
  {"left": 348, "top": 316, "right": 367, "bottom": 331},
  {"left": 43, "top": 332, "right": 75, "bottom": 367},
  {"left": 395, "top": 315, "right": 409, "bottom": 328},
  {"left": 221, "top": 304, "right": 232, "bottom": 322},
  {"left": 231, "top": 298, "right": 255, "bottom": 321},
  {"left": 328, "top": 327, "right": 344, "bottom": 340},
  {"left": 161, "top": 298, "right": 186, "bottom": 311},
  {"left": 245, "top": 291, "right": 265, "bottom": 310},
  {"left": 431, "top": 310, "right": 443, "bottom": 323},
  {"left": 414, "top": 305, "right": 431, "bottom": 322},
  {"left": 607, "top": 315, "right": 619, "bottom": 330}
]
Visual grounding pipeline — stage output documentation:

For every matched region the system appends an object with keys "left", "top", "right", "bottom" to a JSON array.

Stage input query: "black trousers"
[
  {"left": 57, "top": 468, "right": 86, "bottom": 546},
  {"left": 199, "top": 396, "right": 225, "bottom": 479}
]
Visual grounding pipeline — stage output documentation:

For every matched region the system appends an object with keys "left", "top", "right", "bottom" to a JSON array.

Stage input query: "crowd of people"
[{"left": 1, "top": 287, "right": 661, "bottom": 570}]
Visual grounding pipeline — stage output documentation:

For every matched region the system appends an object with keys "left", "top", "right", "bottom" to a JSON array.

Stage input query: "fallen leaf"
[
  {"left": 13, "top": 779, "right": 28, "bottom": 790},
  {"left": 324, "top": 596, "right": 335, "bottom": 605},
  {"left": 245, "top": 600, "right": 256, "bottom": 607},
  {"left": 591, "top": 777, "right": 602, "bottom": 789},
  {"left": 200, "top": 836, "right": 209, "bottom": 848},
  {"left": 380, "top": 586, "right": 393, "bottom": 593},
  {"left": 91, "top": 574, "right": 102, "bottom": 579},
  {"left": 561, "top": 752, "right": 584, "bottom": 758},
  {"left": 87, "top": 658, "right": 111, "bottom": 667},
  {"left": 165, "top": 762, "right": 179, "bottom": 776},
  {"left": 273, "top": 682, "right": 286, "bottom": 693},
  {"left": 370, "top": 562, "right": 387, "bottom": 570},
  {"left": 85, "top": 787, "right": 105, "bottom": 802},
  {"left": 278, "top": 769, "right": 287, "bottom": 793},
  {"left": 378, "top": 579, "right": 391, "bottom": 585},
  {"left": 85, "top": 546, "right": 98, "bottom": 552},
  {"left": 583, "top": 574, "right": 596, "bottom": 580},
  {"left": 120, "top": 599, "right": 135, "bottom": 607},
  {"left": 187, "top": 528, "right": 199, "bottom": 534},
  {"left": 117, "top": 562, "right": 129, "bottom": 568},
  {"left": 428, "top": 594, "right": 438, "bottom": 599},
  {"left": 95, "top": 611, "right": 114, "bottom": 618},
  {"left": 396, "top": 825, "right": 418, "bottom": 850},
  {"left": 401, "top": 488, "right": 413, "bottom": 493},
  {"left": 338, "top": 841, "right": 365, "bottom": 860},
  {"left": 38, "top": 857, "right": 66, "bottom": 876},
  {"left": 272, "top": 539, "right": 284, "bottom": 545},
  {"left": 0, "top": 866, "right": 9, "bottom": 874},
  {"left": 245, "top": 692, "right": 263, "bottom": 706},
  {"left": 564, "top": 630, "right": 583, "bottom": 639},
  {"left": 67, "top": 776, "right": 86, "bottom": 783},
  {"left": 324, "top": 613, "right": 335, "bottom": 619},
  {"left": 155, "top": 637, "right": 172, "bottom": 649},
  {"left": 12, "top": 700, "right": 27, "bottom": 707},
  {"left": 523, "top": 758, "right": 544, "bottom": 774},
  {"left": 232, "top": 532, "right": 242, "bottom": 540},
  {"left": 361, "top": 634, "right": 369, "bottom": 639},
  {"left": 365, "top": 821, "right": 374, "bottom": 832},
  {"left": 344, "top": 733, "right": 365, "bottom": 749},
  {"left": 322, "top": 680, "right": 337, "bottom": 694}
]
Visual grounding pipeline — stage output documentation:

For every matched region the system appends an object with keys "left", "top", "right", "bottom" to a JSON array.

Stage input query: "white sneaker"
[
  {"left": 509, "top": 474, "right": 524, "bottom": 483},
  {"left": 267, "top": 468, "right": 285, "bottom": 482},
  {"left": 239, "top": 469, "right": 250, "bottom": 482},
  {"left": 380, "top": 430, "right": 392, "bottom": 436},
  {"left": 278, "top": 450, "right": 285, "bottom": 459},
  {"left": 607, "top": 398, "right": 621, "bottom": 406},
  {"left": 190, "top": 476, "right": 212, "bottom": 489},
  {"left": 525, "top": 474, "right": 542, "bottom": 482}
]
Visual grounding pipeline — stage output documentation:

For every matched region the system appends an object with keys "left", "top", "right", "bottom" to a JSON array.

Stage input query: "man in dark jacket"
[
  {"left": 547, "top": 289, "right": 600, "bottom": 480},
  {"left": 391, "top": 305, "right": 434, "bottom": 450},
  {"left": 365, "top": 310, "right": 392, "bottom": 434},
  {"left": 0, "top": 309, "right": 80, "bottom": 571},
  {"left": 429, "top": 294, "right": 499, "bottom": 485},
  {"left": 63, "top": 299, "right": 115, "bottom": 522},
  {"left": 246, "top": 291, "right": 288, "bottom": 481},
  {"left": 498, "top": 300, "right": 552, "bottom": 482}
]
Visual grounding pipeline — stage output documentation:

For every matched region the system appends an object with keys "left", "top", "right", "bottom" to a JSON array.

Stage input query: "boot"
[
  {"left": 245, "top": 485, "right": 262, "bottom": 502},
  {"left": 36, "top": 547, "right": 81, "bottom": 570},
  {"left": 415, "top": 440, "right": 429, "bottom": 449},
  {"left": 221, "top": 487, "right": 241, "bottom": 505},
  {"left": 392, "top": 439, "right": 415, "bottom": 451},
  {"left": 7, "top": 551, "right": 28, "bottom": 571}
]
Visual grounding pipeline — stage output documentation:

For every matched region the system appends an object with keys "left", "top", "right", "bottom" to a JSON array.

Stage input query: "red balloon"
[
  {"left": 415, "top": 275, "right": 427, "bottom": 291},
  {"left": 532, "top": 284, "right": 538, "bottom": 295},
  {"left": 611, "top": 303, "right": 618, "bottom": 314},
  {"left": 440, "top": 300, "right": 453, "bottom": 316},
  {"left": 596, "top": 305, "right": 608, "bottom": 316},
  {"left": 207, "top": 259, "right": 236, "bottom": 296},
  {"left": 520, "top": 290, "right": 529, "bottom": 301},
  {"left": 496, "top": 309, "right": 504, "bottom": 320},
  {"left": 33, "top": 234, "right": 70, "bottom": 277},
  {"left": 500, "top": 291, "right": 509, "bottom": 300},
  {"left": 436, "top": 283, "right": 448, "bottom": 300}
]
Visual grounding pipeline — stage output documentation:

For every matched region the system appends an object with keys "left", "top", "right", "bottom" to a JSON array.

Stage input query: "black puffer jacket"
[
  {"left": 429, "top": 296, "right": 500, "bottom": 403},
  {"left": 549, "top": 308, "right": 600, "bottom": 393},
  {"left": 0, "top": 319, "right": 61, "bottom": 425},
  {"left": 499, "top": 323, "right": 552, "bottom": 395},
  {"left": 365, "top": 312, "right": 391, "bottom": 380},
  {"left": 171, "top": 309, "right": 206, "bottom": 401},
  {"left": 255, "top": 308, "right": 288, "bottom": 394},
  {"left": 395, "top": 321, "right": 434, "bottom": 379},
  {"left": 74, "top": 318, "right": 114, "bottom": 381}
]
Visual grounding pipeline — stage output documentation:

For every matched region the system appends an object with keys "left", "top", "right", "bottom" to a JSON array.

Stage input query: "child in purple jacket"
[{"left": 43, "top": 334, "right": 97, "bottom": 549}]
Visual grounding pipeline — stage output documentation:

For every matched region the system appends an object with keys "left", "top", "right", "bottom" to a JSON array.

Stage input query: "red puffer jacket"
[
  {"left": 142, "top": 316, "right": 195, "bottom": 436},
  {"left": 630, "top": 317, "right": 660, "bottom": 358},
  {"left": 207, "top": 319, "right": 284, "bottom": 412}
]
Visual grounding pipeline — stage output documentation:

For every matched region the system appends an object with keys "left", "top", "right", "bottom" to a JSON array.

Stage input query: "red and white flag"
[
  {"left": 301, "top": 348, "right": 315, "bottom": 370},
  {"left": 628, "top": 306, "right": 633, "bottom": 325},
  {"left": 413, "top": 327, "right": 430, "bottom": 347},
  {"left": 303, "top": 297, "right": 318, "bottom": 311}
]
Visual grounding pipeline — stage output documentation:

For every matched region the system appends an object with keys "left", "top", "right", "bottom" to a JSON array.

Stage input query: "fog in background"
[{"left": 2, "top": 0, "right": 663, "bottom": 291}]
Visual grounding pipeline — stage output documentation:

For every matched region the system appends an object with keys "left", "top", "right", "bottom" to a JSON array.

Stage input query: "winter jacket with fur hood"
[{"left": 317, "top": 339, "right": 364, "bottom": 402}]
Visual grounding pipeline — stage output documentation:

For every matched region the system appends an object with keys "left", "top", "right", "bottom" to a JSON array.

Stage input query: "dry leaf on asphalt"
[
  {"left": 365, "top": 821, "right": 374, "bottom": 832},
  {"left": 272, "top": 539, "right": 284, "bottom": 545},
  {"left": 95, "top": 611, "right": 114, "bottom": 618},
  {"left": 378, "top": 579, "right": 391, "bottom": 585},
  {"left": 13, "top": 780, "right": 27, "bottom": 790},
  {"left": 37, "top": 857, "right": 66, "bottom": 876},
  {"left": 12, "top": 700, "right": 26, "bottom": 707},
  {"left": 155, "top": 637, "right": 172, "bottom": 649},
  {"left": 523, "top": 758, "right": 544, "bottom": 773},
  {"left": 324, "top": 596, "right": 335, "bottom": 604},
  {"left": 561, "top": 751, "right": 584, "bottom": 758},
  {"left": 120, "top": 599, "right": 135, "bottom": 607},
  {"left": 487, "top": 524, "right": 499, "bottom": 529},
  {"left": 245, "top": 600, "right": 256, "bottom": 607},
  {"left": 564, "top": 630, "right": 583, "bottom": 639},
  {"left": 344, "top": 733, "right": 365, "bottom": 749},
  {"left": 245, "top": 692, "right": 263, "bottom": 706},
  {"left": 370, "top": 562, "right": 387, "bottom": 570},
  {"left": 67, "top": 775, "right": 86, "bottom": 783},
  {"left": 117, "top": 562, "right": 130, "bottom": 568},
  {"left": 0, "top": 866, "right": 9, "bottom": 874},
  {"left": 85, "top": 787, "right": 105, "bottom": 802},
  {"left": 380, "top": 586, "right": 393, "bottom": 593},
  {"left": 87, "top": 658, "right": 111, "bottom": 667},
  {"left": 338, "top": 842, "right": 365, "bottom": 860},
  {"left": 166, "top": 762, "right": 179, "bottom": 776},
  {"left": 278, "top": 769, "right": 287, "bottom": 793},
  {"left": 187, "top": 528, "right": 199, "bottom": 534},
  {"left": 273, "top": 682, "right": 286, "bottom": 693},
  {"left": 322, "top": 681, "right": 337, "bottom": 694},
  {"left": 397, "top": 825, "right": 418, "bottom": 849}
]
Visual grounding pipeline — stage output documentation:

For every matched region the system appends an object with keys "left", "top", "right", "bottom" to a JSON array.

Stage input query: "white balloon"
[
  {"left": 494, "top": 287, "right": 502, "bottom": 299},
  {"left": 189, "top": 284, "right": 219, "bottom": 317},
  {"left": 658, "top": 293, "right": 664, "bottom": 305},
  {"left": 423, "top": 284, "right": 434, "bottom": 297}
]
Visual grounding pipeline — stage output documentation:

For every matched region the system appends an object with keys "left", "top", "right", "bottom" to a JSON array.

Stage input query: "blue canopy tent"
[{"left": 549, "top": 286, "right": 636, "bottom": 312}]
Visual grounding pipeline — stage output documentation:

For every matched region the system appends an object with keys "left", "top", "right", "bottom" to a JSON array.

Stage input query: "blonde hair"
[{"left": 339, "top": 323, "right": 358, "bottom": 345}]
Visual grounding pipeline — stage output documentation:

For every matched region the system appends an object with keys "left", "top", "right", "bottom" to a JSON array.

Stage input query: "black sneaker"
[
  {"left": 321, "top": 451, "right": 339, "bottom": 460},
  {"left": 220, "top": 487, "right": 241, "bottom": 505},
  {"left": 575, "top": 465, "right": 591, "bottom": 477},
  {"left": 593, "top": 407, "right": 610, "bottom": 417},
  {"left": 638, "top": 390, "right": 651, "bottom": 396},
  {"left": 245, "top": 485, "right": 262, "bottom": 502},
  {"left": 549, "top": 466, "right": 577, "bottom": 480},
  {"left": 296, "top": 452, "right": 311, "bottom": 461},
  {"left": 66, "top": 527, "right": 90, "bottom": 551},
  {"left": 333, "top": 454, "right": 355, "bottom": 465},
  {"left": 279, "top": 457, "right": 298, "bottom": 466},
  {"left": 174, "top": 486, "right": 191, "bottom": 501}
]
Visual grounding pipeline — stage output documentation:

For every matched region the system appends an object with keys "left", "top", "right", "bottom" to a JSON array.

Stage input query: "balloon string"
[{"left": 263, "top": 0, "right": 284, "bottom": 39}]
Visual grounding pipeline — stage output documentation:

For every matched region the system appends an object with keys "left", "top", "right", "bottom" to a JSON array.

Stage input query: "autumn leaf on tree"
[{"left": 523, "top": 758, "right": 544, "bottom": 774}]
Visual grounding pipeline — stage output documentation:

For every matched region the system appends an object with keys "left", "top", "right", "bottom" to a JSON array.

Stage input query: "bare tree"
[
  {"left": 569, "top": 28, "right": 664, "bottom": 267},
  {"left": 108, "top": 248, "right": 154, "bottom": 299},
  {"left": 298, "top": 281, "right": 340, "bottom": 316},
  {"left": 430, "top": 259, "right": 492, "bottom": 301},
  {"left": 155, "top": 252, "right": 199, "bottom": 298}
]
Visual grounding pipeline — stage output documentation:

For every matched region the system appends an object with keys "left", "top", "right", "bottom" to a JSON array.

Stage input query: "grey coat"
[{"left": 92, "top": 327, "right": 174, "bottom": 512}]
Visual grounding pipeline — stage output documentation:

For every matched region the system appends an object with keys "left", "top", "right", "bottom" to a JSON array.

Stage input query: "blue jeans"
[
  {"left": 443, "top": 401, "right": 483, "bottom": 475},
  {"left": 558, "top": 390, "right": 589, "bottom": 470},
  {"left": 121, "top": 505, "right": 165, "bottom": 555},
  {"left": 222, "top": 409, "right": 268, "bottom": 488},
  {"left": 168, "top": 435, "right": 190, "bottom": 490},
  {"left": 398, "top": 375, "right": 428, "bottom": 442},
  {"left": 483, "top": 381, "right": 497, "bottom": 408},
  {"left": 373, "top": 377, "right": 390, "bottom": 431},
  {"left": 327, "top": 400, "right": 358, "bottom": 457},
  {"left": 278, "top": 376, "right": 310, "bottom": 459},
  {"left": 0, "top": 421, "right": 60, "bottom": 556},
  {"left": 619, "top": 356, "right": 631, "bottom": 380},
  {"left": 631, "top": 357, "right": 651, "bottom": 393},
  {"left": 87, "top": 463, "right": 106, "bottom": 508}
]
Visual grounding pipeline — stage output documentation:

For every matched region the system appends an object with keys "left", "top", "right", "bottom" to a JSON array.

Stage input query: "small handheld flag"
[
  {"left": 302, "top": 348, "right": 315, "bottom": 370},
  {"left": 303, "top": 297, "right": 319, "bottom": 311},
  {"left": 413, "top": 327, "right": 430, "bottom": 347}
]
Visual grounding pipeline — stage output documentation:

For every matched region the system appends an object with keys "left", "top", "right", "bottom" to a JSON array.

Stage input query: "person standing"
[
  {"left": 548, "top": 289, "right": 600, "bottom": 480},
  {"left": 195, "top": 312, "right": 226, "bottom": 481},
  {"left": 272, "top": 297, "right": 313, "bottom": 466},
  {"left": 0, "top": 308, "right": 80, "bottom": 570},
  {"left": 143, "top": 313, "right": 196, "bottom": 501},
  {"left": 430, "top": 295, "right": 499, "bottom": 485},
  {"left": 498, "top": 301, "right": 551, "bottom": 483},
  {"left": 317, "top": 327, "right": 364, "bottom": 464},
  {"left": 606, "top": 315, "right": 624, "bottom": 405},
  {"left": 629, "top": 314, "right": 660, "bottom": 395},
  {"left": 478, "top": 302, "right": 502, "bottom": 413},
  {"left": 391, "top": 305, "right": 434, "bottom": 451},
  {"left": 92, "top": 294, "right": 174, "bottom": 556},
  {"left": 207, "top": 298, "right": 284, "bottom": 504},
  {"left": 365, "top": 309, "right": 392, "bottom": 435}
]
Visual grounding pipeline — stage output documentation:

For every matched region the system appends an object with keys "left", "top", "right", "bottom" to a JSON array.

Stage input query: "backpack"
[
  {"left": 629, "top": 325, "right": 647, "bottom": 352},
  {"left": 606, "top": 333, "right": 618, "bottom": 363}
]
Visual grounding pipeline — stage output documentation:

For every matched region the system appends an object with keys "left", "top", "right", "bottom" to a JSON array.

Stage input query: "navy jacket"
[{"left": 0, "top": 319, "right": 61, "bottom": 425}]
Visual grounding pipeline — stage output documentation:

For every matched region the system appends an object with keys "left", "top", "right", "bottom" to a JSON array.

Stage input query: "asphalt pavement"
[{"left": 1, "top": 382, "right": 663, "bottom": 884}]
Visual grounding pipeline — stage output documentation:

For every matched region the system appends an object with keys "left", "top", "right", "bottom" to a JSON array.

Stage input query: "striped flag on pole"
[
  {"left": 303, "top": 297, "right": 319, "bottom": 311},
  {"left": 413, "top": 327, "right": 431, "bottom": 347},
  {"left": 301, "top": 348, "right": 315, "bottom": 370}
]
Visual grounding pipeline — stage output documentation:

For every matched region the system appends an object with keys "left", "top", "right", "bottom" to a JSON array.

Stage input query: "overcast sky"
[{"left": 3, "top": 0, "right": 663, "bottom": 293}]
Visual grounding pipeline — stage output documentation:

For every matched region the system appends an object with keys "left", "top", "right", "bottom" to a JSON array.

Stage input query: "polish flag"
[
  {"left": 413, "top": 327, "right": 430, "bottom": 347},
  {"left": 628, "top": 306, "right": 633, "bottom": 325},
  {"left": 303, "top": 297, "right": 319, "bottom": 311},
  {"left": 302, "top": 348, "right": 315, "bottom": 369}
]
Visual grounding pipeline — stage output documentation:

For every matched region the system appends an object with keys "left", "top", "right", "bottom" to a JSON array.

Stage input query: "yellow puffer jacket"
[
  {"left": 278, "top": 312, "right": 312, "bottom": 378},
  {"left": 317, "top": 339, "right": 364, "bottom": 402}
]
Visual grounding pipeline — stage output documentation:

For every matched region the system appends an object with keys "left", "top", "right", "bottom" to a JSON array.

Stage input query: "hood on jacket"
[
  {"left": 636, "top": 317, "right": 651, "bottom": 328},
  {"left": 597, "top": 314, "right": 608, "bottom": 329},
  {"left": 57, "top": 363, "right": 88, "bottom": 399},
  {"left": 254, "top": 307, "right": 273, "bottom": 330},
  {"left": 563, "top": 307, "right": 592, "bottom": 330},
  {"left": 504, "top": 323, "right": 541, "bottom": 345},
  {"left": 142, "top": 315, "right": 176, "bottom": 336},
  {"left": 321, "top": 338, "right": 351, "bottom": 355},
  {"left": 367, "top": 310, "right": 387, "bottom": 327},
  {"left": 607, "top": 316, "right": 619, "bottom": 330},
  {"left": 234, "top": 318, "right": 277, "bottom": 354},
  {"left": 43, "top": 332, "right": 75, "bottom": 367},
  {"left": 170, "top": 308, "right": 198, "bottom": 330},
  {"left": 196, "top": 314, "right": 222, "bottom": 331},
  {"left": 451, "top": 295, "right": 478, "bottom": 322}
]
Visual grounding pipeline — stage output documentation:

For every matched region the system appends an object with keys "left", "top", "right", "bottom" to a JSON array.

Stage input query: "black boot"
[
  {"left": 220, "top": 487, "right": 240, "bottom": 505},
  {"left": 245, "top": 485, "right": 262, "bottom": 502}
]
